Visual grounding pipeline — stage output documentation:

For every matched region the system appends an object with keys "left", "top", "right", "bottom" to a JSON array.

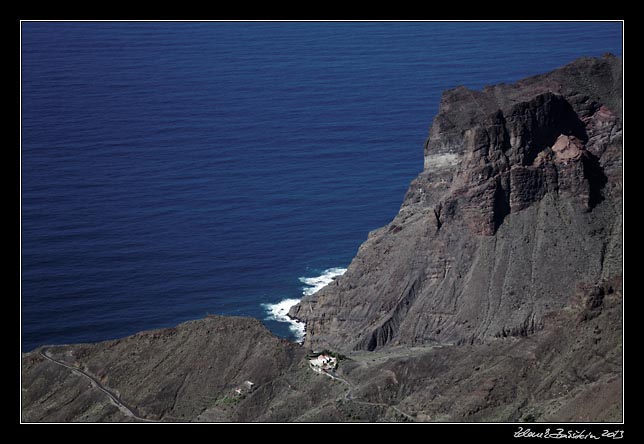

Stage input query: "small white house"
[{"left": 309, "top": 354, "right": 337, "bottom": 371}]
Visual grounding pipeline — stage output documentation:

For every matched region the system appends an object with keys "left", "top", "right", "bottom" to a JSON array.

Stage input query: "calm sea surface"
[{"left": 21, "top": 22, "right": 622, "bottom": 350}]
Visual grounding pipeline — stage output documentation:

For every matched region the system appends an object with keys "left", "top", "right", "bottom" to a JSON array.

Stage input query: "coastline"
[{"left": 22, "top": 54, "right": 623, "bottom": 423}]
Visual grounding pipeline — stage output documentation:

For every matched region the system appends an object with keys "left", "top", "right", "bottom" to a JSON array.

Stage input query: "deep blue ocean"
[{"left": 21, "top": 22, "right": 622, "bottom": 351}]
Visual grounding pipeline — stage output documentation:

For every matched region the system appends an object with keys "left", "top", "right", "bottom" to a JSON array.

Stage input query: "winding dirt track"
[
  {"left": 39, "top": 349, "right": 158, "bottom": 423},
  {"left": 313, "top": 364, "right": 415, "bottom": 422},
  {"left": 40, "top": 347, "right": 416, "bottom": 422}
]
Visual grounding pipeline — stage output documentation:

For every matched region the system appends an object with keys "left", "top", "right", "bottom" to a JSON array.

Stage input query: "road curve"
[
  {"left": 313, "top": 365, "right": 415, "bottom": 422},
  {"left": 39, "top": 348, "right": 158, "bottom": 423}
]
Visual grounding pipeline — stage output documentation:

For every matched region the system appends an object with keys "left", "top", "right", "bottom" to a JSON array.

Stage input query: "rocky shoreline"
[{"left": 22, "top": 55, "right": 622, "bottom": 422}]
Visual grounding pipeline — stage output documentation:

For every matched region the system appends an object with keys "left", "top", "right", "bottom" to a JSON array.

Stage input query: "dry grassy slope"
[{"left": 22, "top": 316, "right": 346, "bottom": 422}]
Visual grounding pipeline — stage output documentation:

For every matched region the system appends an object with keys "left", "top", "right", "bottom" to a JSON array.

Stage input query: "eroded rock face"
[{"left": 291, "top": 54, "right": 622, "bottom": 352}]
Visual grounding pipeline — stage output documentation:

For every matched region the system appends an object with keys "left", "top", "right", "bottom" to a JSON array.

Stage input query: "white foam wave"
[
  {"left": 299, "top": 267, "right": 347, "bottom": 296},
  {"left": 262, "top": 298, "right": 306, "bottom": 343},
  {"left": 262, "top": 267, "right": 347, "bottom": 344}
]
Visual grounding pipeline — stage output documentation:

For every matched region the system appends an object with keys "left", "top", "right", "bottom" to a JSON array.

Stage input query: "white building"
[{"left": 309, "top": 354, "right": 337, "bottom": 370}]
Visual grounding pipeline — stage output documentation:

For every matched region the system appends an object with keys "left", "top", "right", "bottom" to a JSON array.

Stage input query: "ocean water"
[{"left": 21, "top": 21, "right": 622, "bottom": 351}]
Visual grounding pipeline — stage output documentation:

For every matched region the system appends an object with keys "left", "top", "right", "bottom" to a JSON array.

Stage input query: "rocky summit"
[{"left": 22, "top": 55, "right": 622, "bottom": 422}]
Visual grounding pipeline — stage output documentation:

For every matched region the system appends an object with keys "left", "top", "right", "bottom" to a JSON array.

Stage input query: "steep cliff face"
[{"left": 291, "top": 55, "right": 622, "bottom": 352}]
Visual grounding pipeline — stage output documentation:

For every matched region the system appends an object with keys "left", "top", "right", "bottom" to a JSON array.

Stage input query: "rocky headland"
[{"left": 22, "top": 55, "right": 622, "bottom": 422}]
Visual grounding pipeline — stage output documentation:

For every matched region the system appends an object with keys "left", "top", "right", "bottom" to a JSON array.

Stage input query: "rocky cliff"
[
  {"left": 22, "top": 55, "right": 622, "bottom": 422},
  {"left": 290, "top": 54, "right": 622, "bottom": 352}
]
